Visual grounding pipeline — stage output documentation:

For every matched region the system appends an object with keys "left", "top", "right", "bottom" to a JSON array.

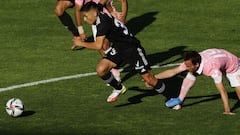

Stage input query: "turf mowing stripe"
[{"left": 0, "top": 63, "right": 180, "bottom": 92}]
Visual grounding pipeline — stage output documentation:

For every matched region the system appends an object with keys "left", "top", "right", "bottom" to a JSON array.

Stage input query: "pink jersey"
[
  {"left": 75, "top": 0, "right": 116, "bottom": 14},
  {"left": 179, "top": 49, "right": 239, "bottom": 78}
]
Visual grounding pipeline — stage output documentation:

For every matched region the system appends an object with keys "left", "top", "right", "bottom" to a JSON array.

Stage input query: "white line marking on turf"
[
  {"left": 0, "top": 72, "right": 97, "bottom": 92},
  {"left": 0, "top": 63, "right": 180, "bottom": 92}
]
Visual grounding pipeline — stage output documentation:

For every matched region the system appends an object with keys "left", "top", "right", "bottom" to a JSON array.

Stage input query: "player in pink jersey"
[{"left": 154, "top": 48, "right": 240, "bottom": 115}]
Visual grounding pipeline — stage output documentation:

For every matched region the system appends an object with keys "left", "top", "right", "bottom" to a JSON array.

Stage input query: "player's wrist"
[{"left": 78, "top": 26, "right": 85, "bottom": 34}]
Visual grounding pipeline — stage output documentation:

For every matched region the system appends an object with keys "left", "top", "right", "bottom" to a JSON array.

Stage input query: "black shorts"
[{"left": 104, "top": 43, "right": 151, "bottom": 75}]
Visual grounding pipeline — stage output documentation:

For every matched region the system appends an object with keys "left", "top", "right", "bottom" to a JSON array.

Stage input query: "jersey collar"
[
  {"left": 196, "top": 58, "right": 203, "bottom": 75},
  {"left": 94, "top": 16, "right": 101, "bottom": 25}
]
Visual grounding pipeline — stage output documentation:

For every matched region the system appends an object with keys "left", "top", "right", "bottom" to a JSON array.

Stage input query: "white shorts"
[{"left": 226, "top": 68, "right": 240, "bottom": 87}]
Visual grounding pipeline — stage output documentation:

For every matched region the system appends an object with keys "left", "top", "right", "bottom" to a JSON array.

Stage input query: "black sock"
[
  {"left": 58, "top": 11, "right": 79, "bottom": 36},
  {"left": 101, "top": 72, "right": 122, "bottom": 90},
  {"left": 154, "top": 79, "right": 164, "bottom": 93}
]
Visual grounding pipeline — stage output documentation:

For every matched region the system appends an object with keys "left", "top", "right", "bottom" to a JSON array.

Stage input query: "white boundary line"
[{"left": 0, "top": 63, "right": 180, "bottom": 92}]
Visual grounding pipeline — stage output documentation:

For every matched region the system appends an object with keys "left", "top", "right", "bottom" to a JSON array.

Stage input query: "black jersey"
[
  {"left": 95, "top": 12, "right": 140, "bottom": 45},
  {"left": 95, "top": 13, "right": 151, "bottom": 74}
]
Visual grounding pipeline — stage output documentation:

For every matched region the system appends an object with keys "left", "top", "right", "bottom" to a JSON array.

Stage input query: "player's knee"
[
  {"left": 54, "top": 8, "right": 61, "bottom": 16},
  {"left": 54, "top": 6, "right": 64, "bottom": 16},
  {"left": 96, "top": 65, "right": 107, "bottom": 77},
  {"left": 144, "top": 77, "right": 157, "bottom": 87}
]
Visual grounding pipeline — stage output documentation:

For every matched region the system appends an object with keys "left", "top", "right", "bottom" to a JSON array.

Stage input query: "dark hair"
[
  {"left": 81, "top": 1, "right": 100, "bottom": 12},
  {"left": 183, "top": 51, "right": 201, "bottom": 65}
]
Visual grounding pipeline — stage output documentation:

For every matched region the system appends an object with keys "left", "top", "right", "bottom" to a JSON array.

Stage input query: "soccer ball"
[{"left": 5, "top": 98, "right": 24, "bottom": 117}]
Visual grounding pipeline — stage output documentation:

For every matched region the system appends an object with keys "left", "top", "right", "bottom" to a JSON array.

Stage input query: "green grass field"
[{"left": 0, "top": 0, "right": 240, "bottom": 134}]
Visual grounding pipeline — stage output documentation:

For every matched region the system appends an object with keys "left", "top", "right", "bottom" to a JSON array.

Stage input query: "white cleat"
[{"left": 107, "top": 85, "right": 127, "bottom": 103}]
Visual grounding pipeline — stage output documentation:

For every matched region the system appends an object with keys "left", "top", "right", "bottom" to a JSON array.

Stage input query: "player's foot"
[
  {"left": 107, "top": 85, "right": 127, "bottom": 103},
  {"left": 71, "top": 36, "right": 81, "bottom": 50},
  {"left": 165, "top": 97, "right": 183, "bottom": 107},
  {"left": 73, "top": 36, "right": 81, "bottom": 40}
]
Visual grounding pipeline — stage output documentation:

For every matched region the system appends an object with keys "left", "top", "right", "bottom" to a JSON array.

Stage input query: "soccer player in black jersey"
[{"left": 72, "top": 1, "right": 165, "bottom": 103}]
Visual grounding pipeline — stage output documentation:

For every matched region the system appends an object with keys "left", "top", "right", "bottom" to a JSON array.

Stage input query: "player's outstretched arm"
[
  {"left": 155, "top": 67, "right": 182, "bottom": 79},
  {"left": 145, "top": 66, "right": 182, "bottom": 88}
]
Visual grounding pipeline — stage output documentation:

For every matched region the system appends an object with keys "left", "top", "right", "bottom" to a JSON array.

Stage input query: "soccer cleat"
[
  {"left": 165, "top": 97, "right": 183, "bottom": 107},
  {"left": 107, "top": 85, "right": 127, "bottom": 103}
]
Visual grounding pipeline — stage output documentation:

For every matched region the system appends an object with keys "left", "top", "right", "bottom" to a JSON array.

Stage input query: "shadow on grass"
[
  {"left": 126, "top": 11, "right": 158, "bottom": 36},
  {"left": 116, "top": 85, "right": 240, "bottom": 112},
  {"left": 115, "top": 75, "right": 185, "bottom": 107},
  {"left": 19, "top": 110, "right": 36, "bottom": 117},
  {"left": 115, "top": 87, "right": 158, "bottom": 107},
  {"left": 184, "top": 92, "right": 240, "bottom": 112}
]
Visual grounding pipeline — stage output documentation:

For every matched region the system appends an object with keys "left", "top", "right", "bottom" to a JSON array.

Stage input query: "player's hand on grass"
[
  {"left": 80, "top": 33, "right": 87, "bottom": 41},
  {"left": 71, "top": 36, "right": 84, "bottom": 50},
  {"left": 223, "top": 111, "right": 235, "bottom": 115},
  {"left": 71, "top": 44, "right": 78, "bottom": 50}
]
